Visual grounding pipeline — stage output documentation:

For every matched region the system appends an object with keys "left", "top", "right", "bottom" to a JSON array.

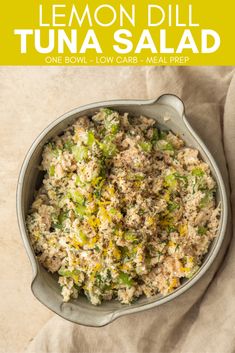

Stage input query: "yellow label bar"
[{"left": 1, "top": 0, "right": 234, "bottom": 65}]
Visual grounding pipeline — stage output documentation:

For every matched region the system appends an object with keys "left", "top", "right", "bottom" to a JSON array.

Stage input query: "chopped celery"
[
  {"left": 69, "top": 190, "right": 85, "bottom": 205},
  {"left": 47, "top": 142, "right": 59, "bottom": 157},
  {"left": 78, "top": 230, "right": 88, "bottom": 244},
  {"left": 164, "top": 174, "right": 177, "bottom": 189},
  {"left": 124, "top": 231, "right": 138, "bottom": 243},
  {"left": 75, "top": 175, "right": 82, "bottom": 186},
  {"left": 192, "top": 168, "right": 204, "bottom": 177},
  {"left": 103, "top": 111, "right": 119, "bottom": 134},
  {"left": 198, "top": 226, "right": 207, "bottom": 235},
  {"left": 199, "top": 191, "right": 213, "bottom": 208},
  {"left": 99, "top": 141, "right": 117, "bottom": 158},
  {"left": 49, "top": 165, "right": 55, "bottom": 176},
  {"left": 111, "top": 124, "right": 119, "bottom": 134},
  {"left": 103, "top": 108, "right": 113, "bottom": 116},
  {"left": 104, "top": 120, "right": 119, "bottom": 134},
  {"left": 58, "top": 211, "right": 68, "bottom": 225},
  {"left": 53, "top": 211, "right": 68, "bottom": 229},
  {"left": 75, "top": 204, "right": 87, "bottom": 216},
  {"left": 157, "top": 139, "right": 174, "bottom": 152},
  {"left": 139, "top": 141, "right": 152, "bottom": 153},
  {"left": 47, "top": 141, "right": 56, "bottom": 149},
  {"left": 52, "top": 211, "right": 68, "bottom": 229},
  {"left": 118, "top": 272, "right": 134, "bottom": 286},
  {"left": 134, "top": 174, "right": 145, "bottom": 181},
  {"left": 161, "top": 142, "right": 174, "bottom": 151},
  {"left": 72, "top": 145, "right": 88, "bottom": 162},
  {"left": 87, "top": 131, "right": 95, "bottom": 147},
  {"left": 58, "top": 268, "right": 80, "bottom": 283},
  {"left": 58, "top": 268, "right": 69, "bottom": 276},
  {"left": 109, "top": 208, "right": 118, "bottom": 215}
]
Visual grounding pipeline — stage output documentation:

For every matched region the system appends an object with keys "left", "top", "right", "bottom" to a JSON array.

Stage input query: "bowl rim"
[{"left": 16, "top": 94, "right": 228, "bottom": 326}]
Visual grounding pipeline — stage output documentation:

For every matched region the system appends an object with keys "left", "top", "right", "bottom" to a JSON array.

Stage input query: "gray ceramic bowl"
[{"left": 17, "top": 94, "right": 228, "bottom": 327}]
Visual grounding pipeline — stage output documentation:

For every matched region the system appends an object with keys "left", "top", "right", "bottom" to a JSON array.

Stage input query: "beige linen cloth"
[{"left": 0, "top": 66, "right": 234, "bottom": 353}]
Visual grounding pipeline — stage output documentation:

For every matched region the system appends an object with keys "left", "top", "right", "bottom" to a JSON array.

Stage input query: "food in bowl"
[{"left": 26, "top": 109, "right": 220, "bottom": 305}]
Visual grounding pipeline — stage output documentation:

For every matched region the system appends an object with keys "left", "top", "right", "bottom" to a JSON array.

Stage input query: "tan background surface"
[
  {"left": 0, "top": 67, "right": 149, "bottom": 353},
  {"left": 0, "top": 67, "right": 234, "bottom": 353}
]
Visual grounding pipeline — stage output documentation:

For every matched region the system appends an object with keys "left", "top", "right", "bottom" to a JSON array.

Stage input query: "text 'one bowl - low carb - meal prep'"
[{"left": 26, "top": 109, "right": 220, "bottom": 305}]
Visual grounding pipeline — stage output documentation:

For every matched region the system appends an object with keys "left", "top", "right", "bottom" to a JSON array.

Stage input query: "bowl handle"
[
  {"left": 31, "top": 271, "right": 116, "bottom": 327},
  {"left": 148, "top": 94, "right": 185, "bottom": 119}
]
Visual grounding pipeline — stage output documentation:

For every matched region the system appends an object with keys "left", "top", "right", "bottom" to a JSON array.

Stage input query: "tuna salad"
[{"left": 27, "top": 109, "right": 220, "bottom": 305}]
